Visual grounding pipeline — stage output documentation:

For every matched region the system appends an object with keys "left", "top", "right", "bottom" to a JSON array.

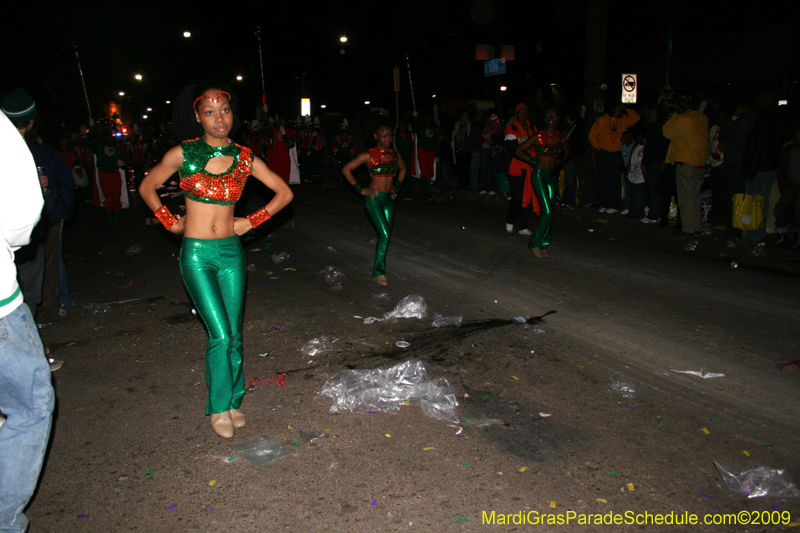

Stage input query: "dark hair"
[
  {"left": 374, "top": 121, "right": 393, "bottom": 134},
  {"left": 172, "top": 82, "right": 241, "bottom": 143}
]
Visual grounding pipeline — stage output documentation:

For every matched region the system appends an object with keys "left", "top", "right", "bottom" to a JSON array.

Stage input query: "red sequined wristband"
[
  {"left": 247, "top": 207, "right": 271, "bottom": 228},
  {"left": 154, "top": 206, "right": 177, "bottom": 230}
]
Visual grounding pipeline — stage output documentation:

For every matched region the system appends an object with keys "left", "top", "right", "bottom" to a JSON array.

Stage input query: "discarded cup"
[
  {"left": 606, "top": 372, "right": 639, "bottom": 398},
  {"left": 396, "top": 341, "right": 410, "bottom": 348},
  {"left": 233, "top": 435, "right": 296, "bottom": 467}
]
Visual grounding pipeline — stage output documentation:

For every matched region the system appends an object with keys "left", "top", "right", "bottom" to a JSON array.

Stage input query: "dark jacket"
[
  {"left": 642, "top": 120, "right": 670, "bottom": 167},
  {"left": 29, "top": 143, "right": 75, "bottom": 221},
  {"left": 742, "top": 106, "right": 786, "bottom": 179}
]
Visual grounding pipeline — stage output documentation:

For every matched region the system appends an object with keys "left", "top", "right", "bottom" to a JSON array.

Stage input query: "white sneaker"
[
  {"left": 505, "top": 223, "right": 513, "bottom": 234},
  {"left": 519, "top": 229, "right": 533, "bottom": 236},
  {"left": 479, "top": 190, "right": 488, "bottom": 195},
  {"left": 598, "top": 207, "right": 607, "bottom": 213},
  {"left": 621, "top": 209, "right": 630, "bottom": 215},
  {"left": 488, "top": 191, "right": 497, "bottom": 196},
  {"left": 49, "top": 358, "right": 64, "bottom": 372},
  {"left": 605, "top": 208, "right": 619, "bottom": 214},
  {"left": 641, "top": 217, "right": 660, "bottom": 224}
]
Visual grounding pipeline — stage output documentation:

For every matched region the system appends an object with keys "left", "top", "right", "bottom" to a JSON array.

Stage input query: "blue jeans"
[{"left": 0, "top": 303, "right": 54, "bottom": 533}]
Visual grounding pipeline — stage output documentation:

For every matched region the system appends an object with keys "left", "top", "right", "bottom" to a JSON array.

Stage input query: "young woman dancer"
[
  {"left": 342, "top": 124, "right": 407, "bottom": 286},
  {"left": 515, "top": 107, "right": 569, "bottom": 258},
  {"left": 140, "top": 85, "right": 293, "bottom": 438}
]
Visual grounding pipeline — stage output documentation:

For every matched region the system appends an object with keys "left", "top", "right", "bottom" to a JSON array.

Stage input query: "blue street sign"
[{"left": 483, "top": 58, "right": 506, "bottom": 77}]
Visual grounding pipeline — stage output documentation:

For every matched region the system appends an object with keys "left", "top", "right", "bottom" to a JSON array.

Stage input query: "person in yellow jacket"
[
  {"left": 663, "top": 99, "right": 709, "bottom": 234},
  {"left": 589, "top": 103, "right": 640, "bottom": 212}
]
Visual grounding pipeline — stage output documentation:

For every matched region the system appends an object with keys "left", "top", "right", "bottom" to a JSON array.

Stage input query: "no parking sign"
[{"left": 621, "top": 73, "right": 637, "bottom": 104}]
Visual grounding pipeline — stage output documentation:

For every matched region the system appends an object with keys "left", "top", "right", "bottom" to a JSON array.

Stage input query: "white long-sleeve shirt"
[{"left": 0, "top": 113, "right": 43, "bottom": 318}]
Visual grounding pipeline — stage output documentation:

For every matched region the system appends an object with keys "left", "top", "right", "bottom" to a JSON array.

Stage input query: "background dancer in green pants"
[
  {"left": 515, "top": 107, "right": 569, "bottom": 258},
  {"left": 140, "top": 84, "right": 293, "bottom": 438},
  {"left": 342, "top": 123, "right": 407, "bottom": 286}
]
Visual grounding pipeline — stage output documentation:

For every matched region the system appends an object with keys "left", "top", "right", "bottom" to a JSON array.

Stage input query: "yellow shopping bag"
[{"left": 732, "top": 194, "right": 765, "bottom": 232}]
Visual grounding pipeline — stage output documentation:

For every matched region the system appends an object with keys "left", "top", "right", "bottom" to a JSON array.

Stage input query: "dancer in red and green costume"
[
  {"left": 515, "top": 107, "right": 569, "bottom": 258},
  {"left": 342, "top": 124, "right": 407, "bottom": 287},
  {"left": 140, "top": 85, "right": 293, "bottom": 439}
]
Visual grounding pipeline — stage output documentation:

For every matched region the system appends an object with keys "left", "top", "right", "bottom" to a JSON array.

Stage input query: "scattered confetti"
[
  {"left": 168, "top": 505, "right": 177, "bottom": 511},
  {"left": 227, "top": 454, "right": 237, "bottom": 462},
  {"left": 700, "top": 493, "right": 713, "bottom": 499},
  {"left": 77, "top": 514, "right": 90, "bottom": 520},
  {"left": 511, "top": 376, "right": 519, "bottom": 380},
  {"left": 742, "top": 450, "right": 750, "bottom": 456},
  {"left": 550, "top": 501, "right": 557, "bottom": 509},
  {"left": 423, "top": 447, "right": 435, "bottom": 451},
  {"left": 627, "top": 483, "right": 635, "bottom": 491},
  {"left": 456, "top": 517, "right": 470, "bottom": 521},
  {"left": 519, "top": 467, "right": 527, "bottom": 473},
  {"left": 608, "top": 471, "right": 618, "bottom": 476},
  {"left": 462, "top": 462, "right": 472, "bottom": 468},
  {"left": 209, "top": 479, "right": 217, "bottom": 486},
  {"left": 577, "top": 364, "right": 584, "bottom": 368},
  {"left": 290, "top": 441, "right": 301, "bottom": 446},
  {"left": 284, "top": 267, "right": 296, "bottom": 271},
  {"left": 596, "top": 498, "right": 607, "bottom": 504},
  {"left": 701, "top": 428, "right": 710, "bottom": 434},
  {"left": 539, "top": 412, "right": 551, "bottom": 418},
  {"left": 773, "top": 504, "right": 781, "bottom": 512},
  {"left": 145, "top": 469, "right": 154, "bottom": 477},
  {"left": 248, "top": 375, "right": 286, "bottom": 388},
  {"left": 207, "top": 508, "right": 214, "bottom": 512},
  {"left": 763, "top": 444, "right": 774, "bottom": 447},
  {"left": 368, "top": 411, "right": 379, "bottom": 414},
  {"left": 370, "top": 499, "right": 378, "bottom": 507},
  {"left": 385, "top": 434, "right": 391, "bottom": 438}
]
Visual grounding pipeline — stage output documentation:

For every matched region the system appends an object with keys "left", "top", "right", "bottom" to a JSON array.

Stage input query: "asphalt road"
[{"left": 28, "top": 179, "right": 800, "bottom": 532}]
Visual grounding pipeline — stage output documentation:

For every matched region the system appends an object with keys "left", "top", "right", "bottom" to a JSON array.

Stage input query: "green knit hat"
[{"left": 1, "top": 88, "right": 37, "bottom": 123}]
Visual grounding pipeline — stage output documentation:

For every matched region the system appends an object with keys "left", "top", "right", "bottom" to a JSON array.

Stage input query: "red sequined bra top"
[
  {"left": 179, "top": 138, "right": 253, "bottom": 205},
  {"left": 367, "top": 148, "right": 400, "bottom": 177}
]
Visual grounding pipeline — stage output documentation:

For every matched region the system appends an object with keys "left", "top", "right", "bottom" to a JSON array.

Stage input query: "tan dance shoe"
[
  {"left": 373, "top": 275, "right": 388, "bottom": 286},
  {"left": 230, "top": 409, "right": 246, "bottom": 429},
  {"left": 541, "top": 249, "right": 550, "bottom": 257},
  {"left": 210, "top": 411, "right": 234, "bottom": 439},
  {"left": 531, "top": 248, "right": 544, "bottom": 258}
]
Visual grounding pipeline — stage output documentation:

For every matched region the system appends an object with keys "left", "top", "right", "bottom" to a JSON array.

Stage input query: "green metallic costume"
[
  {"left": 527, "top": 131, "right": 565, "bottom": 251},
  {"left": 178, "top": 138, "right": 252, "bottom": 415},
  {"left": 365, "top": 148, "right": 400, "bottom": 276}
]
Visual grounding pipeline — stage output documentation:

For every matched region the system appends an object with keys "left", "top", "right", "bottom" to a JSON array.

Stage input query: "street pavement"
[{"left": 28, "top": 179, "right": 800, "bottom": 532}]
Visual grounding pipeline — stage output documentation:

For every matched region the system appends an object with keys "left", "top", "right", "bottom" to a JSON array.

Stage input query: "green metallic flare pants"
[
  {"left": 364, "top": 192, "right": 395, "bottom": 276},
  {"left": 529, "top": 168, "right": 558, "bottom": 250},
  {"left": 179, "top": 236, "right": 246, "bottom": 415}
]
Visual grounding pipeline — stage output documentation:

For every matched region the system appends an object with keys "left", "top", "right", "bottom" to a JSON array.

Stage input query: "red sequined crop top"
[{"left": 179, "top": 138, "right": 253, "bottom": 205}]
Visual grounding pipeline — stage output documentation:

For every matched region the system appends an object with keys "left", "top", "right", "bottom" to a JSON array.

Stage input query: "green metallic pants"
[
  {"left": 364, "top": 192, "right": 395, "bottom": 276},
  {"left": 179, "top": 236, "right": 246, "bottom": 415},
  {"left": 529, "top": 168, "right": 558, "bottom": 250}
]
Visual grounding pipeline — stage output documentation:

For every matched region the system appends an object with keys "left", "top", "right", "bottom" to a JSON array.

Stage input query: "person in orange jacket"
[{"left": 589, "top": 102, "right": 640, "bottom": 213}]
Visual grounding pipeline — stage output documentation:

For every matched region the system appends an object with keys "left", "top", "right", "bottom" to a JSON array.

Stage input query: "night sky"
[{"left": 3, "top": 0, "right": 792, "bottom": 132}]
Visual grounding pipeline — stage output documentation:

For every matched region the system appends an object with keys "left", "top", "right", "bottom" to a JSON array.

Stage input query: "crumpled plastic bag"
[
  {"left": 316, "top": 360, "right": 459, "bottom": 423},
  {"left": 301, "top": 336, "right": 333, "bottom": 356},
  {"left": 606, "top": 372, "right": 640, "bottom": 398},
  {"left": 233, "top": 435, "right": 295, "bottom": 467},
  {"left": 714, "top": 462, "right": 800, "bottom": 499},
  {"left": 271, "top": 252, "right": 290, "bottom": 264},
  {"left": 319, "top": 266, "right": 346, "bottom": 290},
  {"left": 431, "top": 313, "right": 463, "bottom": 328},
  {"left": 382, "top": 295, "right": 428, "bottom": 323}
]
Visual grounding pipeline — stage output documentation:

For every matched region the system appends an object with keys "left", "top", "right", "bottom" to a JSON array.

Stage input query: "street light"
[
  {"left": 166, "top": 100, "right": 171, "bottom": 104},
  {"left": 500, "top": 85, "right": 508, "bottom": 91},
  {"left": 118, "top": 91, "right": 125, "bottom": 96},
  {"left": 320, "top": 104, "right": 327, "bottom": 109},
  {"left": 142, "top": 114, "right": 148, "bottom": 119},
  {"left": 236, "top": 75, "right": 243, "bottom": 81},
  {"left": 183, "top": 31, "right": 191, "bottom": 38},
  {"left": 146, "top": 108, "right": 152, "bottom": 112},
  {"left": 364, "top": 101, "right": 370, "bottom": 105},
  {"left": 134, "top": 74, "right": 142, "bottom": 81},
  {"left": 340, "top": 36, "right": 347, "bottom": 43}
]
